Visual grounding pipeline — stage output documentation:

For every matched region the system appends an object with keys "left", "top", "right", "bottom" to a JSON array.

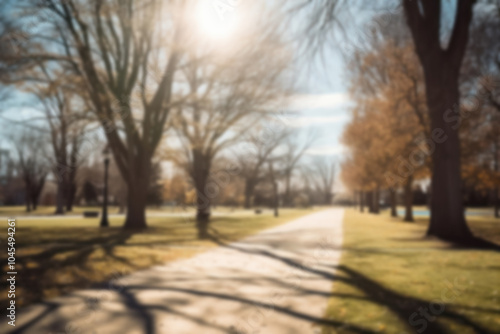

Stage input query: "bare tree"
[
  {"left": 12, "top": 131, "right": 49, "bottom": 211},
  {"left": 162, "top": 13, "right": 291, "bottom": 238},
  {"left": 281, "top": 131, "right": 317, "bottom": 207},
  {"left": 312, "top": 156, "right": 336, "bottom": 205},
  {"left": 237, "top": 127, "right": 291, "bottom": 209},
  {"left": 7, "top": 0, "right": 190, "bottom": 229},
  {"left": 268, "top": 161, "right": 280, "bottom": 217},
  {"left": 27, "top": 79, "right": 88, "bottom": 213}
]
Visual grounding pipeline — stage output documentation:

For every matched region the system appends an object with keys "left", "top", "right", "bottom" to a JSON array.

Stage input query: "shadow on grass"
[
  {"left": 3, "top": 225, "right": 497, "bottom": 334},
  {"left": 0, "top": 226, "right": 200, "bottom": 309},
  {"left": 207, "top": 232, "right": 494, "bottom": 334},
  {"left": 447, "top": 236, "right": 500, "bottom": 251},
  {"left": 389, "top": 235, "right": 500, "bottom": 252},
  {"left": 0, "top": 230, "right": 136, "bottom": 307}
]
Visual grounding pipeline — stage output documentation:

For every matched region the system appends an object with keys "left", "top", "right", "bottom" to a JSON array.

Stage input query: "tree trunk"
[
  {"left": 404, "top": 176, "right": 414, "bottom": 222},
  {"left": 360, "top": 191, "right": 365, "bottom": 213},
  {"left": 67, "top": 136, "right": 80, "bottom": 212},
  {"left": 196, "top": 193, "right": 211, "bottom": 239},
  {"left": 31, "top": 194, "right": 37, "bottom": 211},
  {"left": 403, "top": 0, "right": 475, "bottom": 242},
  {"left": 390, "top": 189, "right": 398, "bottom": 217},
  {"left": 55, "top": 180, "right": 65, "bottom": 215},
  {"left": 424, "top": 72, "right": 471, "bottom": 240},
  {"left": 366, "top": 191, "right": 374, "bottom": 213},
  {"left": 269, "top": 163, "right": 279, "bottom": 217},
  {"left": 123, "top": 178, "right": 147, "bottom": 230},
  {"left": 272, "top": 181, "right": 279, "bottom": 217},
  {"left": 283, "top": 171, "right": 292, "bottom": 207},
  {"left": 244, "top": 179, "right": 254, "bottom": 209},
  {"left": 25, "top": 185, "right": 31, "bottom": 213},
  {"left": 192, "top": 150, "right": 212, "bottom": 239},
  {"left": 31, "top": 176, "right": 45, "bottom": 211},
  {"left": 495, "top": 187, "right": 499, "bottom": 219},
  {"left": 372, "top": 187, "right": 380, "bottom": 214},
  {"left": 122, "top": 156, "right": 150, "bottom": 230},
  {"left": 66, "top": 182, "right": 76, "bottom": 212}
]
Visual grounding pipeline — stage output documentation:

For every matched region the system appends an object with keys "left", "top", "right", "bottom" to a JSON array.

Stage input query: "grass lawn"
[
  {"left": 0, "top": 205, "right": 278, "bottom": 216},
  {"left": 0, "top": 208, "right": 315, "bottom": 308},
  {"left": 0, "top": 205, "right": 121, "bottom": 216},
  {"left": 322, "top": 209, "right": 500, "bottom": 334}
]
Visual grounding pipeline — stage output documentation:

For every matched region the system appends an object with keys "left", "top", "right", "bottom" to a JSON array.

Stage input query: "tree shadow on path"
[
  {"left": 4, "top": 226, "right": 496, "bottom": 334},
  {"left": 209, "top": 233, "right": 494, "bottom": 334}
]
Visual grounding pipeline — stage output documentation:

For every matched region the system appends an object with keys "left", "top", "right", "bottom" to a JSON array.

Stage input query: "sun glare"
[{"left": 195, "top": 0, "right": 241, "bottom": 41}]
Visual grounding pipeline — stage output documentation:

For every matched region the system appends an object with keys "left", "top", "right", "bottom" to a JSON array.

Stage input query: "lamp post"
[
  {"left": 269, "top": 161, "right": 279, "bottom": 217},
  {"left": 100, "top": 146, "right": 110, "bottom": 228}
]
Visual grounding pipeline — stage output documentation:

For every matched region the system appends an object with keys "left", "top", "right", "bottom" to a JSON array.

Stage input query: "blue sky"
[
  {"left": 287, "top": 0, "right": 459, "bottom": 159},
  {"left": 286, "top": 8, "right": 361, "bottom": 159},
  {"left": 0, "top": 0, "right": 354, "bottom": 160},
  {"left": 0, "top": 0, "right": 460, "bottom": 162}
]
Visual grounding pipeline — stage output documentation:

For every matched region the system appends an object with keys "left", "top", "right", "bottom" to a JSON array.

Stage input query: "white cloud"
[
  {"left": 285, "top": 115, "right": 349, "bottom": 128},
  {"left": 288, "top": 93, "right": 350, "bottom": 111},
  {"left": 306, "top": 145, "right": 346, "bottom": 156}
]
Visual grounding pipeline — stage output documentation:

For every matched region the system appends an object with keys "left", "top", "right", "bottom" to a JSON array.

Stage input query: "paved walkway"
[{"left": 3, "top": 209, "right": 344, "bottom": 334}]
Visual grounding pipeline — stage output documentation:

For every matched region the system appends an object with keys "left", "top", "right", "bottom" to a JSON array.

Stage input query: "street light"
[{"left": 100, "top": 146, "right": 110, "bottom": 228}]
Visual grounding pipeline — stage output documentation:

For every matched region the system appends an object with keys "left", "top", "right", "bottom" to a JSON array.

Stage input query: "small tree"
[
  {"left": 281, "top": 131, "right": 317, "bottom": 207},
  {"left": 312, "top": 157, "right": 336, "bottom": 205},
  {"left": 82, "top": 180, "right": 97, "bottom": 205},
  {"left": 12, "top": 131, "right": 49, "bottom": 211},
  {"left": 29, "top": 79, "right": 88, "bottom": 214},
  {"left": 237, "top": 127, "right": 291, "bottom": 209}
]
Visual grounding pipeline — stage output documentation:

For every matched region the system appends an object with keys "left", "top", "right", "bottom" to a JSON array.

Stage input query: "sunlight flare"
[{"left": 194, "top": 0, "right": 241, "bottom": 41}]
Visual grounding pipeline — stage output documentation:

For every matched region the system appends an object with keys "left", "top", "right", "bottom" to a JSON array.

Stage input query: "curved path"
[{"left": 3, "top": 209, "right": 344, "bottom": 334}]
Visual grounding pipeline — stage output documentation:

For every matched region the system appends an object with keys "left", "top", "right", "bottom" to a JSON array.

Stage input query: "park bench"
[{"left": 83, "top": 211, "right": 99, "bottom": 218}]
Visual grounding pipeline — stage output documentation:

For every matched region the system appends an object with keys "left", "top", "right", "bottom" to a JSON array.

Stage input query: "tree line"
[
  {"left": 0, "top": 0, "right": 337, "bottom": 239},
  {"left": 339, "top": 3, "right": 500, "bottom": 239}
]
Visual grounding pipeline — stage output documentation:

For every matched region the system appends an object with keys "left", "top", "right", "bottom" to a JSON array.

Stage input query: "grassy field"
[
  {"left": 322, "top": 209, "right": 500, "bottom": 334},
  {"left": 0, "top": 205, "right": 121, "bottom": 216},
  {"left": 0, "top": 205, "right": 271, "bottom": 216},
  {"left": 396, "top": 206, "right": 497, "bottom": 217},
  {"left": 0, "top": 208, "right": 315, "bottom": 308}
]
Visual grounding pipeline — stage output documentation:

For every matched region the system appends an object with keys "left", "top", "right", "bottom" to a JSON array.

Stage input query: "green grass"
[
  {"left": 0, "top": 205, "right": 121, "bottom": 216},
  {"left": 0, "top": 208, "right": 315, "bottom": 308},
  {"left": 0, "top": 204, "right": 287, "bottom": 216},
  {"left": 322, "top": 209, "right": 500, "bottom": 334}
]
